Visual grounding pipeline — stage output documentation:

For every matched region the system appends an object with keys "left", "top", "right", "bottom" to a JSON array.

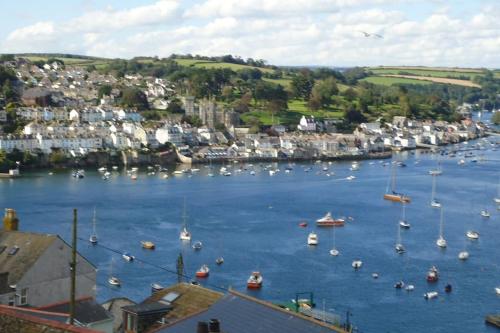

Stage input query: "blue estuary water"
[{"left": 1, "top": 138, "right": 499, "bottom": 333}]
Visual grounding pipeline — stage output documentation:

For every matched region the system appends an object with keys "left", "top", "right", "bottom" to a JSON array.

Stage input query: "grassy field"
[
  {"left": 18, "top": 55, "right": 111, "bottom": 68},
  {"left": 241, "top": 99, "right": 343, "bottom": 126},
  {"left": 262, "top": 77, "right": 292, "bottom": 87},
  {"left": 173, "top": 58, "right": 275, "bottom": 73},
  {"left": 361, "top": 76, "right": 432, "bottom": 86},
  {"left": 369, "top": 67, "right": 483, "bottom": 80}
]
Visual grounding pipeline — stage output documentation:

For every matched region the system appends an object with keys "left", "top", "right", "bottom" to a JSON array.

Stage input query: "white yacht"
[
  {"left": 307, "top": 232, "right": 318, "bottom": 246},
  {"left": 352, "top": 260, "right": 363, "bottom": 269},
  {"left": 466, "top": 230, "right": 479, "bottom": 240},
  {"left": 436, "top": 208, "right": 447, "bottom": 248},
  {"left": 458, "top": 251, "right": 469, "bottom": 260},
  {"left": 180, "top": 199, "right": 192, "bottom": 241}
]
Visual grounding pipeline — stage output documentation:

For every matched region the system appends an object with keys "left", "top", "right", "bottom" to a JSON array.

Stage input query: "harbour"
[{"left": 1, "top": 138, "right": 499, "bottom": 333}]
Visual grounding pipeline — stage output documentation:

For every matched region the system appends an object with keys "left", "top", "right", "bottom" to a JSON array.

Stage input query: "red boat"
[
  {"left": 426, "top": 266, "right": 439, "bottom": 282},
  {"left": 247, "top": 272, "right": 263, "bottom": 289},
  {"left": 316, "top": 212, "right": 345, "bottom": 227},
  {"left": 196, "top": 264, "right": 210, "bottom": 278},
  {"left": 299, "top": 222, "right": 308, "bottom": 227}
]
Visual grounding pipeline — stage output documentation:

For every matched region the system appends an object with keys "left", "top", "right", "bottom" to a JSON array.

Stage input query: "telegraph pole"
[{"left": 69, "top": 209, "right": 77, "bottom": 325}]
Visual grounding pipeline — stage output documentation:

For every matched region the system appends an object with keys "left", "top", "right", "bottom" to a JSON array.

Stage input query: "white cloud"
[{"left": 2, "top": 0, "right": 500, "bottom": 67}]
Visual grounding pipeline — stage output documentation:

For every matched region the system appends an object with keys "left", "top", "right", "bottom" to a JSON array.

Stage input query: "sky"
[{"left": 0, "top": 0, "right": 499, "bottom": 67}]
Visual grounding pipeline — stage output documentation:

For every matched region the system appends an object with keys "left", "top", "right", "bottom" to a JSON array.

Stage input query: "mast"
[
  {"left": 92, "top": 207, "right": 97, "bottom": 236},
  {"left": 401, "top": 202, "right": 406, "bottom": 221},
  {"left": 397, "top": 215, "right": 402, "bottom": 245},
  {"left": 182, "top": 198, "right": 187, "bottom": 229},
  {"left": 431, "top": 175, "right": 437, "bottom": 202},
  {"left": 391, "top": 162, "right": 397, "bottom": 193},
  {"left": 439, "top": 207, "right": 444, "bottom": 239}
]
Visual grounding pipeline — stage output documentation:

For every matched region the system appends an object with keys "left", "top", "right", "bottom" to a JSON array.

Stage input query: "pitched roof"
[
  {"left": 152, "top": 290, "right": 347, "bottom": 333},
  {"left": 144, "top": 283, "right": 223, "bottom": 322},
  {"left": 37, "top": 297, "right": 113, "bottom": 325},
  {"left": 0, "top": 231, "right": 58, "bottom": 287}
]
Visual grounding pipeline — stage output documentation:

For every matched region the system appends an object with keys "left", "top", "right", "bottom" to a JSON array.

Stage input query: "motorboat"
[
  {"left": 426, "top": 266, "right": 439, "bottom": 282},
  {"left": 424, "top": 291, "right": 438, "bottom": 299},
  {"left": 495, "top": 287, "right": 500, "bottom": 295},
  {"left": 394, "top": 281, "right": 405, "bottom": 289},
  {"left": 372, "top": 273, "right": 379, "bottom": 279},
  {"left": 457, "top": 159, "right": 465, "bottom": 165},
  {"left": 480, "top": 209, "right": 490, "bottom": 218},
  {"left": 346, "top": 175, "right": 356, "bottom": 180},
  {"left": 215, "top": 257, "right": 224, "bottom": 265},
  {"left": 141, "top": 241, "right": 155, "bottom": 250},
  {"left": 269, "top": 170, "right": 276, "bottom": 176},
  {"left": 108, "top": 277, "right": 121, "bottom": 287},
  {"left": 466, "top": 230, "right": 479, "bottom": 240},
  {"left": 352, "top": 260, "right": 363, "bottom": 270},
  {"left": 430, "top": 200, "right": 441, "bottom": 208},
  {"left": 299, "top": 221, "right": 308, "bottom": 227},
  {"left": 307, "top": 232, "right": 318, "bottom": 245},
  {"left": 316, "top": 212, "right": 345, "bottom": 227},
  {"left": 458, "top": 251, "right": 469, "bottom": 260},
  {"left": 399, "top": 220, "right": 411, "bottom": 229},
  {"left": 405, "top": 285, "right": 415, "bottom": 292},
  {"left": 247, "top": 272, "right": 263, "bottom": 289},
  {"left": 89, "top": 234, "right": 98, "bottom": 244},
  {"left": 195, "top": 264, "right": 210, "bottom": 278},
  {"left": 350, "top": 162, "right": 359, "bottom": 171},
  {"left": 130, "top": 174, "right": 137, "bottom": 180},
  {"left": 151, "top": 283, "right": 163, "bottom": 293},
  {"left": 112, "top": 166, "right": 119, "bottom": 170},
  {"left": 192, "top": 241, "right": 203, "bottom": 250},
  {"left": 122, "top": 252, "right": 135, "bottom": 262},
  {"left": 72, "top": 170, "right": 85, "bottom": 179},
  {"left": 250, "top": 171, "right": 256, "bottom": 175}
]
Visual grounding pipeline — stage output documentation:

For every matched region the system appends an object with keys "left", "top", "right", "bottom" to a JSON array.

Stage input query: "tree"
[
  {"left": 182, "top": 115, "right": 202, "bottom": 127},
  {"left": 98, "top": 85, "right": 113, "bottom": 99},
  {"left": 121, "top": 88, "right": 149, "bottom": 110},
  {"left": 492, "top": 111, "right": 500, "bottom": 125},
  {"left": 166, "top": 98, "right": 184, "bottom": 113},
  {"left": 308, "top": 77, "right": 338, "bottom": 109},
  {"left": 342, "top": 88, "right": 357, "bottom": 102},
  {"left": 344, "top": 104, "right": 367, "bottom": 124},
  {"left": 291, "top": 71, "right": 314, "bottom": 99},
  {"left": 2, "top": 80, "right": 17, "bottom": 102}
]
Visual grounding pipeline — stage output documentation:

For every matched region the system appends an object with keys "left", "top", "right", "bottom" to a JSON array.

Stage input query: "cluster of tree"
[
  {"left": 0, "top": 149, "right": 40, "bottom": 171},
  {"left": 0, "top": 65, "right": 19, "bottom": 103},
  {"left": 120, "top": 87, "right": 149, "bottom": 110},
  {"left": 472, "top": 71, "right": 500, "bottom": 110},
  {"left": 169, "top": 54, "right": 271, "bottom": 69}
]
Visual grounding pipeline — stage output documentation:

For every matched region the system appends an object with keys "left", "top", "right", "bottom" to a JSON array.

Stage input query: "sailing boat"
[
  {"left": 436, "top": 207, "right": 447, "bottom": 248},
  {"left": 495, "top": 177, "right": 500, "bottom": 204},
  {"left": 89, "top": 208, "right": 98, "bottom": 244},
  {"left": 329, "top": 226, "right": 339, "bottom": 256},
  {"left": 179, "top": 199, "right": 191, "bottom": 241},
  {"left": 384, "top": 161, "right": 411, "bottom": 203},
  {"left": 108, "top": 259, "right": 121, "bottom": 286},
  {"left": 395, "top": 214, "right": 405, "bottom": 254},
  {"left": 430, "top": 174, "right": 441, "bottom": 208},
  {"left": 428, "top": 160, "right": 443, "bottom": 176},
  {"left": 399, "top": 202, "right": 410, "bottom": 229}
]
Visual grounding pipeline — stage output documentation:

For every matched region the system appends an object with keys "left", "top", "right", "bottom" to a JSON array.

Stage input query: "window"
[
  {"left": 20, "top": 288, "right": 28, "bottom": 305},
  {"left": 8, "top": 295, "right": 14, "bottom": 306}
]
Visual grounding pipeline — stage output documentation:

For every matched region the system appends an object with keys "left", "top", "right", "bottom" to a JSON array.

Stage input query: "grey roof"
[
  {"left": 0, "top": 231, "right": 58, "bottom": 287},
  {"left": 155, "top": 291, "right": 344, "bottom": 333},
  {"left": 40, "top": 298, "right": 113, "bottom": 324}
]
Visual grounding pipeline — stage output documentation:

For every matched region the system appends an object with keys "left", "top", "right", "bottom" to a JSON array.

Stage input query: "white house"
[{"left": 297, "top": 116, "right": 316, "bottom": 131}]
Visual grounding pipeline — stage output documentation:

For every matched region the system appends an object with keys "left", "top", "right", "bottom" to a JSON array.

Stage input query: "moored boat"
[
  {"left": 307, "top": 232, "right": 318, "bottom": 246},
  {"left": 480, "top": 209, "right": 490, "bottom": 218},
  {"left": 426, "top": 266, "right": 439, "bottom": 282},
  {"left": 424, "top": 291, "right": 438, "bottom": 299},
  {"left": 192, "top": 241, "right": 203, "bottom": 250},
  {"left": 247, "top": 272, "right": 263, "bottom": 289},
  {"left": 215, "top": 257, "right": 224, "bottom": 265},
  {"left": 122, "top": 252, "right": 135, "bottom": 262},
  {"left": 466, "top": 230, "right": 479, "bottom": 240},
  {"left": 89, "top": 208, "right": 98, "bottom": 245},
  {"left": 458, "top": 251, "right": 469, "bottom": 260},
  {"left": 151, "top": 283, "right": 163, "bottom": 293},
  {"left": 195, "top": 264, "right": 210, "bottom": 278},
  {"left": 141, "top": 241, "right": 155, "bottom": 250},
  {"left": 352, "top": 260, "right": 362, "bottom": 269},
  {"left": 108, "top": 277, "right": 121, "bottom": 287},
  {"left": 495, "top": 287, "right": 500, "bottom": 295},
  {"left": 316, "top": 212, "right": 345, "bottom": 227}
]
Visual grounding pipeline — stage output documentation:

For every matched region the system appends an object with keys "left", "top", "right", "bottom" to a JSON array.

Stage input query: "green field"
[
  {"left": 262, "top": 77, "right": 292, "bottom": 87},
  {"left": 361, "top": 76, "right": 433, "bottom": 86},
  {"left": 173, "top": 58, "right": 275, "bottom": 73},
  {"left": 18, "top": 55, "right": 111, "bottom": 68},
  {"left": 241, "top": 99, "right": 343, "bottom": 126},
  {"left": 369, "top": 67, "right": 483, "bottom": 80}
]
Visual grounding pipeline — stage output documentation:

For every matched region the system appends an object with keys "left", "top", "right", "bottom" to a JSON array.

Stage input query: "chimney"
[
  {"left": 3, "top": 209, "right": 19, "bottom": 231},
  {"left": 208, "top": 319, "right": 220, "bottom": 333},
  {"left": 197, "top": 322, "right": 208, "bottom": 333}
]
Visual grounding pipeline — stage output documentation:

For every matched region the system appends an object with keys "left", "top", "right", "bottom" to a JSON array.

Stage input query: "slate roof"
[
  {"left": 38, "top": 297, "right": 113, "bottom": 325},
  {"left": 0, "top": 231, "right": 57, "bottom": 288},
  {"left": 152, "top": 290, "right": 347, "bottom": 333}
]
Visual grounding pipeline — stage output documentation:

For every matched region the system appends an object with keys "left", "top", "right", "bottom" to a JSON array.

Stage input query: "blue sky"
[{"left": 1, "top": 0, "right": 499, "bottom": 67}]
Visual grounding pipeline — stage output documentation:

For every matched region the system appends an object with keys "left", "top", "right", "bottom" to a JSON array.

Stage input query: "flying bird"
[{"left": 359, "top": 31, "right": 384, "bottom": 39}]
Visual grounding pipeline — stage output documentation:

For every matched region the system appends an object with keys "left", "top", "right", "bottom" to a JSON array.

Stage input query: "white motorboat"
[
  {"left": 98, "top": 167, "right": 107, "bottom": 172},
  {"left": 346, "top": 175, "right": 356, "bottom": 180},
  {"left": 180, "top": 227, "right": 191, "bottom": 241},
  {"left": 269, "top": 170, "right": 276, "bottom": 176},
  {"left": 192, "top": 241, "right": 203, "bottom": 250},
  {"left": 495, "top": 287, "right": 500, "bottom": 295},
  {"left": 112, "top": 166, "right": 119, "bottom": 170},
  {"left": 395, "top": 243, "right": 406, "bottom": 254},
  {"left": 372, "top": 273, "right": 379, "bottom": 279},
  {"left": 307, "top": 232, "right": 318, "bottom": 246},
  {"left": 466, "top": 230, "right": 479, "bottom": 240},
  {"left": 151, "top": 283, "right": 163, "bottom": 293},
  {"left": 195, "top": 264, "right": 210, "bottom": 278},
  {"left": 436, "top": 237, "right": 447, "bottom": 248},
  {"left": 352, "top": 260, "right": 363, "bottom": 269},
  {"left": 108, "top": 277, "right": 121, "bottom": 286},
  {"left": 247, "top": 272, "right": 263, "bottom": 289},
  {"left": 394, "top": 281, "right": 405, "bottom": 289},
  {"left": 350, "top": 162, "right": 359, "bottom": 171},
  {"left": 399, "top": 220, "right": 411, "bottom": 229},
  {"left": 458, "top": 251, "right": 469, "bottom": 260},
  {"left": 216, "top": 257, "right": 224, "bottom": 265},
  {"left": 250, "top": 171, "right": 255, "bottom": 175},
  {"left": 399, "top": 202, "right": 410, "bottom": 229},
  {"left": 424, "top": 291, "right": 438, "bottom": 299},
  {"left": 405, "top": 285, "right": 415, "bottom": 292},
  {"left": 431, "top": 200, "right": 441, "bottom": 208},
  {"left": 122, "top": 252, "right": 135, "bottom": 262},
  {"left": 480, "top": 209, "right": 490, "bottom": 218},
  {"left": 457, "top": 159, "right": 465, "bottom": 165}
]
